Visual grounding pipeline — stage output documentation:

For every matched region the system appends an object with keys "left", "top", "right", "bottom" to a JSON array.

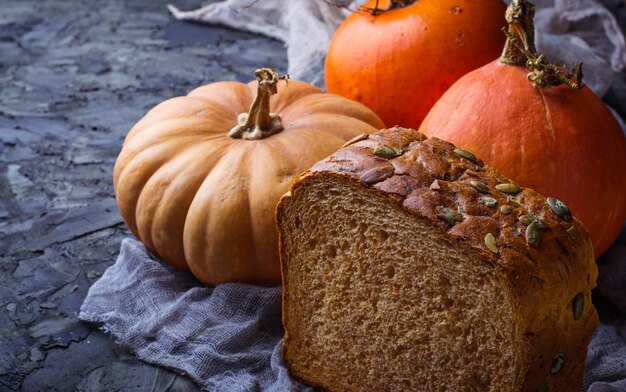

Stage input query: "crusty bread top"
[{"left": 288, "top": 126, "right": 598, "bottom": 389}]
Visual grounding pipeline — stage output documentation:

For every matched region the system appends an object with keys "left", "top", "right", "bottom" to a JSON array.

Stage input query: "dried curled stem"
[
  {"left": 503, "top": 28, "right": 584, "bottom": 90},
  {"left": 500, "top": 0, "right": 583, "bottom": 90},
  {"left": 359, "top": 0, "right": 414, "bottom": 16}
]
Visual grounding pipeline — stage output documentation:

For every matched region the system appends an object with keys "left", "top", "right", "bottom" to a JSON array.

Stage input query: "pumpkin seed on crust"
[
  {"left": 534, "top": 220, "right": 546, "bottom": 229},
  {"left": 470, "top": 180, "right": 490, "bottom": 194},
  {"left": 507, "top": 197, "right": 522, "bottom": 207},
  {"left": 500, "top": 205, "right": 513, "bottom": 215},
  {"left": 518, "top": 215, "right": 534, "bottom": 226},
  {"left": 519, "top": 215, "right": 546, "bottom": 229},
  {"left": 547, "top": 197, "right": 572, "bottom": 221},
  {"left": 453, "top": 147, "right": 477, "bottom": 163},
  {"left": 567, "top": 226, "right": 577, "bottom": 239},
  {"left": 436, "top": 206, "right": 462, "bottom": 225},
  {"left": 484, "top": 233, "right": 498, "bottom": 253},
  {"left": 361, "top": 165, "right": 394, "bottom": 184},
  {"left": 342, "top": 133, "right": 369, "bottom": 148},
  {"left": 573, "top": 293, "right": 584, "bottom": 321},
  {"left": 495, "top": 183, "right": 522, "bottom": 194},
  {"left": 550, "top": 354, "right": 565, "bottom": 375},
  {"left": 373, "top": 144, "right": 403, "bottom": 159},
  {"left": 481, "top": 197, "right": 498, "bottom": 208},
  {"left": 525, "top": 221, "right": 541, "bottom": 247}
]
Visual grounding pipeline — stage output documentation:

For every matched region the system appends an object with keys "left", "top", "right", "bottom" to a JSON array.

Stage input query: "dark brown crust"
[{"left": 276, "top": 127, "right": 599, "bottom": 392}]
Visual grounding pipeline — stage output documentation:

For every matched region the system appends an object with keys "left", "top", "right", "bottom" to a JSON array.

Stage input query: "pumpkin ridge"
[
  {"left": 257, "top": 134, "right": 303, "bottom": 166},
  {"left": 125, "top": 96, "right": 243, "bottom": 143},
  {"left": 285, "top": 95, "right": 386, "bottom": 128},
  {"left": 183, "top": 95, "right": 245, "bottom": 120},
  {"left": 133, "top": 140, "right": 229, "bottom": 237},
  {"left": 126, "top": 97, "right": 196, "bottom": 140},
  {"left": 244, "top": 154, "right": 262, "bottom": 281},
  {"left": 114, "top": 133, "right": 224, "bottom": 190},
  {"left": 125, "top": 116, "right": 234, "bottom": 147},
  {"left": 145, "top": 140, "right": 234, "bottom": 270},
  {"left": 285, "top": 113, "right": 377, "bottom": 132},
  {"left": 183, "top": 145, "right": 261, "bottom": 285},
  {"left": 115, "top": 137, "right": 212, "bottom": 237},
  {"left": 259, "top": 133, "right": 334, "bottom": 183},
  {"left": 282, "top": 122, "right": 370, "bottom": 152},
  {"left": 124, "top": 133, "right": 230, "bottom": 162},
  {"left": 188, "top": 81, "right": 253, "bottom": 112},
  {"left": 327, "top": 113, "right": 385, "bottom": 130},
  {"left": 275, "top": 96, "right": 323, "bottom": 121}
]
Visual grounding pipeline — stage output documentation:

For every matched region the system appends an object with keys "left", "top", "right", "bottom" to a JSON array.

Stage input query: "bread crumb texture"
[{"left": 276, "top": 127, "right": 599, "bottom": 392}]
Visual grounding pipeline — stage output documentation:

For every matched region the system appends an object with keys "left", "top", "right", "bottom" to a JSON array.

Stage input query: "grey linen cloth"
[
  {"left": 585, "top": 232, "right": 626, "bottom": 392},
  {"left": 79, "top": 238, "right": 312, "bottom": 392},
  {"left": 586, "top": 319, "right": 626, "bottom": 392}
]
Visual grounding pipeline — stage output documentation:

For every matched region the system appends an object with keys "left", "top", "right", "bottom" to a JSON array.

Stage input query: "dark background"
[{"left": 0, "top": 0, "right": 624, "bottom": 391}]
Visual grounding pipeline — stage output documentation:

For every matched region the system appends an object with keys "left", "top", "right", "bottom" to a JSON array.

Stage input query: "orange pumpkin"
[
  {"left": 113, "top": 69, "right": 384, "bottom": 286},
  {"left": 419, "top": 0, "right": 626, "bottom": 257},
  {"left": 324, "top": 0, "right": 506, "bottom": 129}
]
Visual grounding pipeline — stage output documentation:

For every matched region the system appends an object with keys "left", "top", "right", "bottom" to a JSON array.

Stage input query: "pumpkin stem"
[
  {"left": 500, "top": 0, "right": 584, "bottom": 90},
  {"left": 359, "top": 0, "right": 416, "bottom": 16},
  {"left": 500, "top": 0, "right": 537, "bottom": 66},
  {"left": 229, "top": 68, "right": 289, "bottom": 140}
]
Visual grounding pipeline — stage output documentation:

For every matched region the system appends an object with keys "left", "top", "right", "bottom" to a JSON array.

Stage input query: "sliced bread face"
[
  {"left": 279, "top": 176, "right": 523, "bottom": 391},
  {"left": 276, "top": 127, "right": 598, "bottom": 392}
]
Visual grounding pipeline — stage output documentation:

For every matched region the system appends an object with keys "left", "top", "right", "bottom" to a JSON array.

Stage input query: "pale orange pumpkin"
[
  {"left": 113, "top": 69, "right": 384, "bottom": 286},
  {"left": 419, "top": 0, "right": 626, "bottom": 257},
  {"left": 325, "top": 0, "right": 506, "bottom": 129}
]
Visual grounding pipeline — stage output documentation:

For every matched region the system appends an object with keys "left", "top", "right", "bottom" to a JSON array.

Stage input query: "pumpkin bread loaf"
[{"left": 276, "top": 127, "right": 598, "bottom": 391}]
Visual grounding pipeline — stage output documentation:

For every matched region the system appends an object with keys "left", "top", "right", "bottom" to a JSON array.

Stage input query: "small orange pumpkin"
[
  {"left": 419, "top": 0, "right": 626, "bottom": 257},
  {"left": 325, "top": 0, "right": 506, "bottom": 129},
  {"left": 114, "top": 68, "right": 384, "bottom": 286}
]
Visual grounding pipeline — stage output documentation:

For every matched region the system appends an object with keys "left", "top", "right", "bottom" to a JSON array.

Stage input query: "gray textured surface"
[{"left": 0, "top": 0, "right": 286, "bottom": 390}]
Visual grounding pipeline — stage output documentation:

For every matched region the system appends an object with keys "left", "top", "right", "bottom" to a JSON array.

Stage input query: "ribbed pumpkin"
[
  {"left": 419, "top": 0, "right": 626, "bottom": 257},
  {"left": 325, "top": 0, "right": 506, "bottom": 129},
  {"left": 113, "top": 69, "right": 384, "bottom": 286}
]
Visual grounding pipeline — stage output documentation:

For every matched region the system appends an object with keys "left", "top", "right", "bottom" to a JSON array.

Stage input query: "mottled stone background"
[
  {"left": 0, "top": 0, "right": 285, "bottom": 390},
  {"left": 0, "top": 0, "right": 624, "bottom": 391}
]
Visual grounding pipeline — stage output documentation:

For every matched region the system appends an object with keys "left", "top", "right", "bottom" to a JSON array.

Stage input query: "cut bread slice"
[{"left": 276, "top": 127, "right": 598, "bottom": 392}]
